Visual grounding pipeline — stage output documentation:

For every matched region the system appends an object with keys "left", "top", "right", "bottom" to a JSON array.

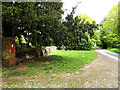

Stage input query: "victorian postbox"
[{"left": 10, "top": 40, "right": 14, "bottom": 53}]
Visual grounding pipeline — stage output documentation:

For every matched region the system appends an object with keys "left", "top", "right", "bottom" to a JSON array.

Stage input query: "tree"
[
  {"left": 62, "top": 6, "right": 98, "bottom": 50},
  {"left": 100, "top": 4, "right": 120, "bottom": 48},
  {"left": 72, "top": 15, "right": 98, "bottom": 50},
  {"left": 2, "top": 2, "right": 64, "bottom": 49},
  {"left": 2, "top": 2, "right": 98, "bottom": 50}
]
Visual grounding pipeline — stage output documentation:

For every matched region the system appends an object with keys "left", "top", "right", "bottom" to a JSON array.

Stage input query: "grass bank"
[
  {"left": 107, "top": 48, "right": 120, "bottom": 54},
  {"left": 2, "top": 50, "right": 97, "bottom": 88}
]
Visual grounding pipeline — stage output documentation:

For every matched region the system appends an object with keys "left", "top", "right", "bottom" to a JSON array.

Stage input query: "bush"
[
  {"left": 96, "top": 41, "right": 102, "bottom": 47},
  {"left": 67, "top": 39, "right": 95, "bottom": 50},
  {"left": 86, "top": 39, "right": 94, "bottom": 50}
]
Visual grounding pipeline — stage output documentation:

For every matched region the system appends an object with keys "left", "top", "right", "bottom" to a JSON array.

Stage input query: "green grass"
[
  {"left": 45, "top": 50, "right": 97, "bottom": 73},
  {"left": 2, "top": 66, "right": 19, "bottom": 72},
  {"left": 107, "top": 48, "right": 120, "bottom": 54},
  {"left": 2, "top": 50, "right": 97, "bottom": 78},
  {"left": 2, "top": 50, "right": 97, "bottom": 88},
  {"left": 3, "top": 70, "right": 28, "bottom": 78}
]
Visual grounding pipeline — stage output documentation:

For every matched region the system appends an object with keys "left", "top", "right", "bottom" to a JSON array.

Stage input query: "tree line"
[
  {"left": 96, "top": 4, "right": 120, "bottom": 49},
  {"left": 2, "top": 2, "right": 98, "bottom": 50}
]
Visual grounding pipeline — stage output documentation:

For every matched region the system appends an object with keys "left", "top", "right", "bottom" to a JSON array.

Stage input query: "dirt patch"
[{"left": 14, "top": 66, "right": 29, "bottom": 72}]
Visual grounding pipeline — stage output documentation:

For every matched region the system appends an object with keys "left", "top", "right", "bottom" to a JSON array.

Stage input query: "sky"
[{"left": 61, "top": 0, "right": 119, "bottom": 24}]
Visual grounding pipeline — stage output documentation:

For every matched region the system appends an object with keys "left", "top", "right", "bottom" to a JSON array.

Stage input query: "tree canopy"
[
  {"left": 2, "top": 2, "right": 64, "bottom": 49},
  {"left": 2, "top": 2, "right": 98, "bottom": 50},
  {"left": 61, "top": 8, "right": 98, "bottom": 50},
  {"left": 99, "top": 4, "right": 120, "bottom": 48}
]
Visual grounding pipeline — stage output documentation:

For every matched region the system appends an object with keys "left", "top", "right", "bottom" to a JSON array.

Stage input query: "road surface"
[
  {"left": 47, "top": 46, "right": 119, "bottom": 88},
  {"left": 93, "top": 46, "right": 119, "bottom": 88},
  {"left": 95, "top": 46, "right": 119, "bottom": 61}
]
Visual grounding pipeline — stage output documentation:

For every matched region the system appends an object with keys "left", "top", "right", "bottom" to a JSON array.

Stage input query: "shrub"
[{"left": 96, "top": 41, "right": 102, "bottom": 47}]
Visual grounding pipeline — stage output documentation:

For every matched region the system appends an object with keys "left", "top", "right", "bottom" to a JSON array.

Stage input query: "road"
[
  {"left": 95, "top": 46, "right": 119, "bottom": 61},
  {"left": 93, "top": 46, "right": 119, "bottom": 88},
  {"left": 48, "top": 46, "right": 119, "bottom": 88}
]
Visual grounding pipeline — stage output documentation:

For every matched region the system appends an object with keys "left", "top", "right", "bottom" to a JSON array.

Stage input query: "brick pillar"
[
  {"left": 9, "top": 52, "right": 16, "bottom": 67},
  {"left": 2, "top": 37, "right": 16, "bottom": 67}
]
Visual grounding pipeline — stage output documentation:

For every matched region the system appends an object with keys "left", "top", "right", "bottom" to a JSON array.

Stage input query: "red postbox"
[{"left": 10, "top": 40, "right": 14, "bottom": 53}]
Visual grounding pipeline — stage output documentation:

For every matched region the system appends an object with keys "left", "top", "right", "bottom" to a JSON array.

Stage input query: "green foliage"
[
  {"left": 62, "top": 8, "right": 98, "bottom": 50},
  {"left": 77, "top": 14, "right": 96, "bottom": 24},
  {"left": 107, "top": 48, "right": 120, "bottom": 54},
  {"left": 99, "top": 4, "right": 120, "bottom": 48},
  {"left": 2, "top": 2, "right": 63, "bottom": 49},
  {"left": 2, "top": 2, "right": 98, "bottom": 50},
  {"left": 96, "top": 40, "right": 102, "bottom": 48},
  {"left": 93, "top": 30, "right": 100, "bottom": 42}
]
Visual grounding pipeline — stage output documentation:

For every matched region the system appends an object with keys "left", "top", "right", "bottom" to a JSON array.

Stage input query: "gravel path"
[
  {"left": 89, "top": 49, "right": 118, "bottom": 88},
  {"left": 52, "top": 49, "right": 118, "bottom": 88}
]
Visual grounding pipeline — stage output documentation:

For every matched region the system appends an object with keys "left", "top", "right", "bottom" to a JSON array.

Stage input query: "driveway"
[
  {"left": 56, "top": 46, "right": 119, "bottom": 88},
  {"left": 81, "top": 46, "right": 119, "bottom": 88},
  {"left": 41, "top": 47, "right": 119, "bottom": 88},
  {"left": 95, "top": 46, "right": 119, "bottom": 61}
]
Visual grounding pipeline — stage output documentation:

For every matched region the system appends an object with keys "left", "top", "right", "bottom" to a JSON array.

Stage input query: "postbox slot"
[
  {"left": 11, "top": 40, "right": 14, "bottom": 53},
  {"left": 12, "top": 44, "right": 13, "bottom": 47}
]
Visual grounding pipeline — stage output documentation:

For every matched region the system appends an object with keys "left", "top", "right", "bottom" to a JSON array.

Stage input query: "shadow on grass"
[
  {"left": 2, "top": 55, "right": 69, "bottom": 78},
  {"left": 2, "top": 50, "right": 96, "bottom": 78},
  {"left": 45, "top": 55, "right": 66, "bottom": 62}
]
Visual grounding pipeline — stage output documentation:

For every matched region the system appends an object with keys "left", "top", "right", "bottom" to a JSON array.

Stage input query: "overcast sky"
[{"left": 61, "top": 0, "right": 119, "bottom": 24}]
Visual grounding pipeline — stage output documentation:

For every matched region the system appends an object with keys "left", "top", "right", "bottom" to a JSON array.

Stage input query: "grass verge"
[
  {"left": 107, "top": 48, "right": 120, "bottom": 54},
  {"left": 2, "top": 50, "right": 97, "bottom": 88}
]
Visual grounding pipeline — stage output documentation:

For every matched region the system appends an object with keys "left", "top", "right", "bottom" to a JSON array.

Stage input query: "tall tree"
[
  {"left": 63, "top": 7, "right": 98, "bottom": 50},
  {"left": 100, "top": 4, "right": 120, "bottom": 48},
  {"left": 2, "top": 2, "right": 64, "bottom": 49}
]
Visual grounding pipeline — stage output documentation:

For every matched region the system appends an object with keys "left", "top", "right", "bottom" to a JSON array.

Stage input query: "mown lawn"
[
  {"left": 107, "top": 48, "right": 120, "bottom": 54},
  {"left": 2, "top": 50, "right": 97, "bottom": 88}
]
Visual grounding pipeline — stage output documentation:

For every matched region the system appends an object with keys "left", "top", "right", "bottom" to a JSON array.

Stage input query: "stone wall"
[
  {"left": 2, "top": 37, "right": 57, "bottom": 67},
  {"left": 16, "top": 46, "right": 57, "bottom": 64},
  {"left": 45, "top": 46, "right": 57, "bottom": 54},
  {"left": 15, "top": 48, "right": 45, "bottom": 63}
]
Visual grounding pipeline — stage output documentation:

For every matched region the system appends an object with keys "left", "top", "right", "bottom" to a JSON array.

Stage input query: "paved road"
[
  {"left": 93, "top": 46, "right": 119, "bottom": 88},
  {"left": 95, "top": 46, "right": 119, "bottom": 61}
]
